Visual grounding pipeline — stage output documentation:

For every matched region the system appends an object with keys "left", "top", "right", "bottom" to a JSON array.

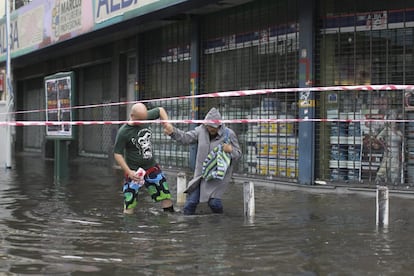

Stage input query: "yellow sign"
[{"left": 299, "top": 99, "right": 315, "bottom": 108}]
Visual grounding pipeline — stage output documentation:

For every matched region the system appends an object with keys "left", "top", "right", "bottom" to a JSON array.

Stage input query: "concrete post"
[
  {"left": 54, "top": 140, "right": 69, "bottom": 181},
  {"left": 176, "top": 172, "right": 187, "bottom": 205},
  {"left": 376, "top": 186, "right": 389, "bottom": 227},
  {"left": 243, "top": 181, "right": 255, "bottom": 218}
]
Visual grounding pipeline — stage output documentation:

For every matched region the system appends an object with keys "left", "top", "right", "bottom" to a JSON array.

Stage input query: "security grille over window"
[
  {"left": 21, "top": 79, "right": 44, "bottom": 152},
  {"left": 317, "top": 1, "right": 414, "bottom": 185},
  {"left": 79, "top": 63, "right": 113, "bottom": 157},
  {"left": 139, "top": 21, "right": 192, "bottom": 168},
  {"left": 200, "top": 0, "right": 299, "bottom": 180}
]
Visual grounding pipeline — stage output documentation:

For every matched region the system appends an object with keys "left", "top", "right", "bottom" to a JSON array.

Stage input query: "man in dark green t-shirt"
[{"left": 114, "top": 103, "right": 174, "bottom": 214}]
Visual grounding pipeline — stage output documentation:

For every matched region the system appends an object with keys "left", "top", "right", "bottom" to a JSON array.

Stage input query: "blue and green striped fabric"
[{"left": 202, "top": 144, "right": 231, "bottom": 181}]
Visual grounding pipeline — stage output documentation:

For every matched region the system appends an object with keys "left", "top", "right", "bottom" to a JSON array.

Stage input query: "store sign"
[
  {"left": 45, "top": 72, "right": 75, "bottom": 139},
  {"left": 321, "top": 9, "right": 407, "bottom": 34},
  {"left": 94, "top": 0, "right": 160, "bottom": 23},
  {"left": 0, "top": 0, "right": 92, "bottom": 59},
  {"left": 366, "top": 11, "right": 387, "bottom": 30},
  {"left": 0, "top": 4, "right": 46, "bottom": 56},
  {"left": 53, "top": 0, "right": 82, "bottom": 38},
  {"left": 0, "top": 18, "right": 20, "bottom": 55},
  {"left": 0, "top": 0, "right": 178, "bottom": 61}
]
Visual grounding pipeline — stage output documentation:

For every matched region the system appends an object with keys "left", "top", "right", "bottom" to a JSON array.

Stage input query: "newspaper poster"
[{"left": 45, "top": 72, "right": 75, "bottom": 139}]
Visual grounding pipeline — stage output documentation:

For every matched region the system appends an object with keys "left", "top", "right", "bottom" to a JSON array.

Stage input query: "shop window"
[
  {"left": 200, "top": 0, "right": 299, "bottom": 179},
  {"left": 318, "top": 3, "right": 413, "bottom": 184},
  {"left": 139, "top": 21, "right": 192, "bottom": 168}
]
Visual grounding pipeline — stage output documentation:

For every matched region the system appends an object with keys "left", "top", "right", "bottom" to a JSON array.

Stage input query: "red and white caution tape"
[
  {"left": 0, "top": 118, "right": 412, "bottom": 127},
  {"left": 1, "top": 84, "right": 413, "bottom": 126},
  {"left": 1, "top": 84, "right": 413, "bottom": 116}
]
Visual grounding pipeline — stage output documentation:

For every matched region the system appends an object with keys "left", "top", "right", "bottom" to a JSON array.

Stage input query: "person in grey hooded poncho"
[{"left": 163, "top": 107, "right": 242, "bottom": 215}]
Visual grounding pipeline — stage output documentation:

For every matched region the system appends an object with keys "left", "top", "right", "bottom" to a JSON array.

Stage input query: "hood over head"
[{"left": 204, "top": 107, "right": 222, "bottom": 128}]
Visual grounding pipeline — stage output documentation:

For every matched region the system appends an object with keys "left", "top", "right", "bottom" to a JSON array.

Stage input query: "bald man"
[{"left": 114, "top": 103, "right": 174, "bottom": 214}]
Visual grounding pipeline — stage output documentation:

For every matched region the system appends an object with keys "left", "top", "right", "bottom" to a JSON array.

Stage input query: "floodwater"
[{"left": 1, "top": 155, "right": 414, "bottom": 275}]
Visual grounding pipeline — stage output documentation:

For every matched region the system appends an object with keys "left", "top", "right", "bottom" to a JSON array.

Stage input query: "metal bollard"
[
  {"left": 176, "top": 172, "right": 187, "bottom": 205},
  {"left": 243, "top": 181, "right": 255, "bottom": 218},
  {"left": 376, "top": 186, "right": 389, "bottom": 227}
]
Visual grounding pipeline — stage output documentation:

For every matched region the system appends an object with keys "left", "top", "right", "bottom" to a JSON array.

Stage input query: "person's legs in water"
[
  {"left": 161, "top": 199, "right": 175, "bottom": 212},
  {"left": 183, "top": 185, "right": 200, "bottom": 215},
  {"left": 123, "top": 181, "right": 140, "bottom": 214},
  {"left": 208, "top": 198, "right": 223, "bottom": 214},
  {"left": 144, "top": 165, "right": 174, "bottom": 212}
]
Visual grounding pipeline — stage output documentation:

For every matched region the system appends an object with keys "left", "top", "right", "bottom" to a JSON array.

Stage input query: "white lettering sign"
[
  {"left": 94, "top": 0, "right": 160, "bottom": 23},
  {"left": 366, "top": 11, "right": 387, "bottom": 30},
  {"left": 54, "top": 0, "right": 82, "bottom": 37},
  {"left": 0, "top": 5, "right": 44, "bottom": 56}
]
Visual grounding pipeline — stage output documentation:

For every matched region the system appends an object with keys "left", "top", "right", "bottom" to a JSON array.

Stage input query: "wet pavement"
[{"left": 1, "top": 154, "right": 414, "bottom": 275}]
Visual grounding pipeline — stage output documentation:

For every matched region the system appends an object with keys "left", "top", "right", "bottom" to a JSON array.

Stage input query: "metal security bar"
[
  {"left": 199, "top": 0, "right": 299, "bottom": 179},
  {"left": 317, "top": 1, "right": 414, "bottom": 186},
  {"left": 78, "top": 63, "right": 113, "bottom": 157},
  {"left": 317, "top": 89, "right": 404, "bottom": 185},
  {"left": 139, "top": 21, "right": 192, "bottom": 169},
  {"left": 136, "top": 0, "right": 301, "bottom": 181}
]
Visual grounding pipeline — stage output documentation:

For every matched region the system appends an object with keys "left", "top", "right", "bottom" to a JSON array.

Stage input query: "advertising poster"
[{"left": 45, "top": 72, "right": 75, "bottom": 139}]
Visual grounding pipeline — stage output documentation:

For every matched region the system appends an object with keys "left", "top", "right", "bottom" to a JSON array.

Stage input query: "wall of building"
[{"left": 7, "top": 0, "right": 414, "bottom": 186}]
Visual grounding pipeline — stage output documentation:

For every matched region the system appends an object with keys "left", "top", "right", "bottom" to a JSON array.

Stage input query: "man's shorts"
[
  {"left": 123, "top": 182, "right": 140, "bottom": 210},
  {"left": 144, "top": 165, "right": 172, "bottom": 202},
  {"left": 122, "top": 165, "right": 172, "bottom": 210}
]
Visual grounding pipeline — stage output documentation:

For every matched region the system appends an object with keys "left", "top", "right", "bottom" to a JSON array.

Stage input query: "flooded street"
[{"left": 1, "top": 155, "right": 414, "bottom": 275}]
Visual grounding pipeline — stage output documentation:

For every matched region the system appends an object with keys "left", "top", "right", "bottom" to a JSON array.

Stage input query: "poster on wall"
[{"left": 45, "top": 72, "right": 75, "bottom": 139}]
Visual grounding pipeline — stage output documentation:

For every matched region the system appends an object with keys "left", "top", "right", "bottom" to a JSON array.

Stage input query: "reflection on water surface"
[{"left": 1, "top": 155, "right": 414, "bottom": 275}]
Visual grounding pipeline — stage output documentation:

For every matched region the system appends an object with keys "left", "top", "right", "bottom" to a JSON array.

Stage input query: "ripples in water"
[{"left": 1, "top": 156, "right": 414, "bottom": 275}]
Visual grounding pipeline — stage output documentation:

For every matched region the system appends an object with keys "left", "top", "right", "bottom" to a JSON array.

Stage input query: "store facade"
[
  {"left": 2, "top": 0, "right": 414, "bottom": 186},
  {"left": 318, "top": 1, "right": 414, "bottom": 185}
]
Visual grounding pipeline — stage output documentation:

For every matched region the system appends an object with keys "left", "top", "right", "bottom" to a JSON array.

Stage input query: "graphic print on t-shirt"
[{"left": 131, "top": 128, "right": 152, "bottom": 159}]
